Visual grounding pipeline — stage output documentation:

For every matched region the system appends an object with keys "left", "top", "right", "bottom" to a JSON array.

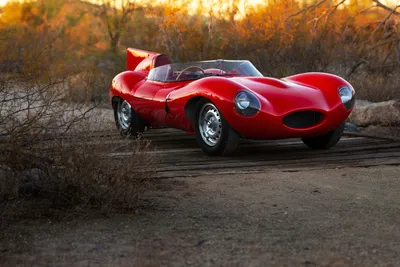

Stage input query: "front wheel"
[
  {"left": 301, "top": 122, "right": 345, "bottom": 149},
  {"left": 195, "top": 99, "right": 240, "bottom": 156},
  {"left": 114, "top": 98, "right": 145, "bottom": 137}
]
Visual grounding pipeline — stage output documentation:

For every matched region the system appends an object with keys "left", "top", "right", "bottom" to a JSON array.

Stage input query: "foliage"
[{"left": 0, "top": 0, "right": 399, "bottom": 101}]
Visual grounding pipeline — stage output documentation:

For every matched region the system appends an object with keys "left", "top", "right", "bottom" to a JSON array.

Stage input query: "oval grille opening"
[{"left": 283, "top": 111, "right": 323, "bottom": 129}]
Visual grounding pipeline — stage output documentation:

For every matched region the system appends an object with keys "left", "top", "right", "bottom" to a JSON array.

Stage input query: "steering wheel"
[{"left": 176, "top": 66, "right": 205, "bottom": 81}]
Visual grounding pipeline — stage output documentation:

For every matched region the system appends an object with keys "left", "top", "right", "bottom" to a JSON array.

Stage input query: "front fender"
[
  {"left": 283, "top": 72, "right": 354, "bottom": 108},
  {"left": 166, "top": 77, "right": 273, "bottom": 132}
]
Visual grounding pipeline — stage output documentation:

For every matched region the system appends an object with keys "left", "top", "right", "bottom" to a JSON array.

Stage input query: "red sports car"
[{"left": 110, "top": 48, "right": 355, "bottom": 156}]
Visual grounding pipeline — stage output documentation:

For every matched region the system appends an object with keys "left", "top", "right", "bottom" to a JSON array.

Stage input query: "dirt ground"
[{"left": 1, "top": 165, "right": 399, "bottom": 266}]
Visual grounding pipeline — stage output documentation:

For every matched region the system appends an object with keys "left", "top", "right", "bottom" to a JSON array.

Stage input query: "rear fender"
[{"left": 110, "top": 71, "right": 146, "bottom": 108}]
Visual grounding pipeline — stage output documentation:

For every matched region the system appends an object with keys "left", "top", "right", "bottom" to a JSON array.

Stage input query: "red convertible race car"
[{"left": 110, "top": 48, "right": 355, "bottom": 156}]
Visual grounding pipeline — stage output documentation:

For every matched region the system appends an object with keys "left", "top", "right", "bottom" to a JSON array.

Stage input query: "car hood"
[{"left": 231, "top": 77, "right": 336, "bottom": 114}]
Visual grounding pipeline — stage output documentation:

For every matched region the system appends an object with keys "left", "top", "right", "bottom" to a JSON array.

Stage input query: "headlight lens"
[
  {"left": 235, "top": 92, "right": 250, "bottom": 109},
  {"left": 338, "top": 86, "right": 355, "bottom": 109},
  {"left": 234, "top": 91, "right": 260, "bottom": 116}
]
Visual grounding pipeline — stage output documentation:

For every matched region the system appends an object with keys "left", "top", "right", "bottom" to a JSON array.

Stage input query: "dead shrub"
[
  {"left": 0, "top": 33, "right": 156, "bottom": 223},
  {"left": 349, "top": 99, "right": 400, "bottom": 127},
  {"left": 350, "top": 72, "right": 400, "bottom": 102},
  {"left": 41, "top": 134, "right": 154, "bottom": 209},
  {"left": 65, "top": 68, "right": 110, "bottom": 104},
  {"left": 0, "top": 100, "right": 156, "bottom": 222}
]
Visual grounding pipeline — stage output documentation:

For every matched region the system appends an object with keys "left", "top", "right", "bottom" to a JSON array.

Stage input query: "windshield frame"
[{"left": 147, "top": 59, "right": 263, "bottom": 83}]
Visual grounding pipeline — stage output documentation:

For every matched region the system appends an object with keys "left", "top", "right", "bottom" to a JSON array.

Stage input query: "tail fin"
[{"left": 126, "top": 48, "right": 157, "bottom": 71}]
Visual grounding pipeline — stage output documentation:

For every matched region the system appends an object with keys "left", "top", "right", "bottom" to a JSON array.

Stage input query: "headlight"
[
  {"left": 338, "top": 86, "right": 355, "bottom": 110},
  {"left": 234, "top": 91, "right": 260, "bottom": 116},
  {"left": 235, "top": 92, "right": 250, "bottom": 109}
]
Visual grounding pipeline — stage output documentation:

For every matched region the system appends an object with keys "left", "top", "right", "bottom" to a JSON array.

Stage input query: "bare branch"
[
  {"left": 286, "top": 0, "right": 327, "bottom": 21},
  {"left": 372, "top": 0, "right": 400, "bottom": 15},
  {"left": 98, "top": 0, "right": 136, "bottom": 53}
]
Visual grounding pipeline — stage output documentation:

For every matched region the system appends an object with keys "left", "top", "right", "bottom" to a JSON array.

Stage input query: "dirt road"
[{"left": 1, "top": 130, "right": 400, "bottom": 266}]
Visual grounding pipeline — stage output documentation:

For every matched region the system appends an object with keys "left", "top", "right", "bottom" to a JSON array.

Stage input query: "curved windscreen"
[{"left": 148, "top": 60, "right": 263, "bottom": 82}]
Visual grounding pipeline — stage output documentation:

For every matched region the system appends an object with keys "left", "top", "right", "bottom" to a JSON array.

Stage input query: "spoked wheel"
[
  {"left": 195, "top": 99, "right": 240, "bottom": 156},
  {"left": 302, "top": 122, "right": 345, "bottom": 149},
  {"left": 198, "top": 103, "right": 222, "bottom": 147},
  {"left": 114, "top": 98, "right": 145, "bottom": 137}
]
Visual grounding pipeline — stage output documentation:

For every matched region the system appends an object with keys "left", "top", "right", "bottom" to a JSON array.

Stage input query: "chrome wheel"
[
  {"left": 117, "top": 100, "right": 132, "bottom": 130},
  {"left": 198, "top": 103, "right": 222, "bottom": 147}
]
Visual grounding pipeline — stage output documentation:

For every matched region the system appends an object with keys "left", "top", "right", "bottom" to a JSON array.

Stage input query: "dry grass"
[
  {"left": 0, "top": 119, "right": 156, "bottom": 224},
  {"left": 65, "top": 69, "right": 110, "bottom": 104},
  {"left": 350, "top": 72, "right": 400, "bottom": 102},
  {"left": 349, "top": 99, "right": 400, "bottom": 127}
]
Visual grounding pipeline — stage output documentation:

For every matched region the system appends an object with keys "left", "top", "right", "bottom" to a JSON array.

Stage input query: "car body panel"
[{"left": 110, "top": 48, "right": 355, "bottom": 140}]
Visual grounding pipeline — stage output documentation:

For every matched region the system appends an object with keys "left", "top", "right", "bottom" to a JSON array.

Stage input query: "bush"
[
  {"left": 0, "top": 102, "right": 156, "bottom": 222},
  {"left": 0, "top": 47, "right": 155, "bottom": 223},
  {"left": 350, "top": 72, "right": 400, "bottom": 102}
]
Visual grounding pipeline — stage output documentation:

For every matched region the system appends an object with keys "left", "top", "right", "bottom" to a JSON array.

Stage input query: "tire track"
[{"left": 111, "top": 129, "right": 400, "bottom": 178}]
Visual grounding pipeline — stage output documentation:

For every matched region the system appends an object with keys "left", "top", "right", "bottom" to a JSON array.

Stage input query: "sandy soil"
[{"left": 1, "top": 165, "right": 399, "bottom": 266}]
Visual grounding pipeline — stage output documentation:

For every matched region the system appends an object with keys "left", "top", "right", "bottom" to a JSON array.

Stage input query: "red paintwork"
[
  {"left": 126, "top": 48, "right": 155, "bottom": 71},
  {"left": 110, "top": 48, "right": 354, "bottom": 139},
  {"left": 126, "top": 48, "right": 172, "bottom": 74}
]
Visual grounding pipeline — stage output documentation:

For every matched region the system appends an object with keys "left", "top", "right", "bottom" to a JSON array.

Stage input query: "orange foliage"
[{"left": 0, "top": 0, "right": 399, "bottom": 79}]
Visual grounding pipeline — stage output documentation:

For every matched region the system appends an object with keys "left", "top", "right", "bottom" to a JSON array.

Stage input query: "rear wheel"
[
  {"left": 302, "top": 122, "right": 345, "bottom": 149},
  {"left": 114, "top": 98, "right": 145, "bottom": 137},
  {"left": 195, "top": 99, "right": 240, "bottom": 156}
]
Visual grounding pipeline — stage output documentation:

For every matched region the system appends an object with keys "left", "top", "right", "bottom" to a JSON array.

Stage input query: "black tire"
[
  {"left": 301, "top": 122, "right": 345, "bottom": 149},
  {"left": 194, "top": 99, "right": 240, "bottom": 156},
  {"left": 114, "top": 98, "right": 145, "bottom": 137}
]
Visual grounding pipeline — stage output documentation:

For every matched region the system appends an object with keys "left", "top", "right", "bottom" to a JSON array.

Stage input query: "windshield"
[{"left": 148, "top": 60, "right": 263, "bottom": 82}]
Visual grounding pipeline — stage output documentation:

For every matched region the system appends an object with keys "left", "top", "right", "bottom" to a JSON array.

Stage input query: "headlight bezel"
[
  {"left": 338, "top": 86, "right": 355, "bottom": 110},
  {"left": 234, "top": 91, "right": 260, "bottom": 117}
]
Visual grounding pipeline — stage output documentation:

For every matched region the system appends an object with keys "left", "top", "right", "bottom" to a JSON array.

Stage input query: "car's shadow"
[{"left": 140, "top": 129, "right": 372, "bottom": 163}]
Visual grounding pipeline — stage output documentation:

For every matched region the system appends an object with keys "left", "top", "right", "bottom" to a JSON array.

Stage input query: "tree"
[{"left": 98, "top": 0, "right": 135, "bottom": 54}]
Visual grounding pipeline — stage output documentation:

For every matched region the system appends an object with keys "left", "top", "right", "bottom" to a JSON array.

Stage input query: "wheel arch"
[
  {"left": 168, "top": 77, "right": 251, "bottom": 133},
  {"left": 111, "top": 95, "right": 121, "bottom": 109},
  {"left": 184, "top": 96, "right": 209, "bottom": 126},
  {"left": 174, "top": 77, "right": 246, "bottom": 122}
]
